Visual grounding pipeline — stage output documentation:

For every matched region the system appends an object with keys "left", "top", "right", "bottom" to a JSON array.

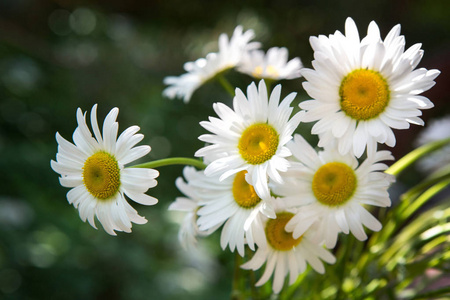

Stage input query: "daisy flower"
[
  {"left": 273, "top": 134, "right": 394, "bottom": 249},
  {"left": 163, "top": 25, "right": 260, "bottom": 103},
  {"left": 51, "top": 104, "right": 159, "bottom": 235},
  {"left": 300, "top": 17, "right": 440, "bottom": 157},
  {"left": 195, "top": 80, "right": 303, "bottom": 201},
  {"left": 241, "top": 199, "right": 336, "bottom": 294},
  {"left": 169, "top": 166, "right": 218, "bottom": 249},
  {"left": 238, "top": 47, "right": 303, "bottom": 80},
  {"left": 193, "top": 169, "right": 271, "bottom": 257}
]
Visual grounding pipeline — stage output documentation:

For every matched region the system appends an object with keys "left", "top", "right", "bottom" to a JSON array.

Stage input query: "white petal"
[{"left": 124, "top": 190, "right": 158, "bottom": 206}]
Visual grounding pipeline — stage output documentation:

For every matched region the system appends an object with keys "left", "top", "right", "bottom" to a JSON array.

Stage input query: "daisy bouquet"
[{"left": 51, "top": 18, "right": 450, "bottom": 299}]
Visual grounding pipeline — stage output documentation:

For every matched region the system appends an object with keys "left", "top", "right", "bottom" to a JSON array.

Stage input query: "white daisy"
[
  {"left": 163, "top": 25, "right": 261, "bottom": 103},
  {"left": 51, "top": 104, "right": 159, "bottom": 235},
  {"left": 241, "top": 199, "right": 336, "bottom": 294},
  {"left": 238, "top": 47, "right": 302, "bottom": 80},
  {"left": 300, "top": 17, "right": 440, "bottom": 157},
  {"left": 168, "top": 166, "right": 218, "bottom": 249},
  {"left": 273, "top": 134, "right": 394, "bottom": 249},
  {"left": 193, "top": 169, "right": 272, "bottom": 257},
  {"left": 195, "top": 80, "right": 303, "bottom": 201}
]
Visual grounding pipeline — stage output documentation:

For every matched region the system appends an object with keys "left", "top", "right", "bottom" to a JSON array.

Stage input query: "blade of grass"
[{"left": 386, "top": 138, "right": 450, "bottom": 176}]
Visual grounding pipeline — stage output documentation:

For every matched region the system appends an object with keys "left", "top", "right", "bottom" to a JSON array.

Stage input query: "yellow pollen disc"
[
  {"left": 266, "top": 212, "right": 302, "bottom": 251},
  {"left": 312, "top": 162, "right": 357, "bottom": 207},
  {"left": 266, "top": 65, "right": 279, "bottom": 77},
  {"left": 252, "top": 66, "right": 264, "bottom": 78},
  {"left": 238, "top": 123, "right": 279, "bottom": 165},
  {"left": 232, "top": 171, "right": 261, "bottom": 209},
  {"left": 339, "top": 69, "right": 390, "bottom": 120},
  {"left": 83, "top": 152, "right": 121, "bottom": 200},
  {"left": 252, "top": 65, "right": 279, "bottom": 79}
]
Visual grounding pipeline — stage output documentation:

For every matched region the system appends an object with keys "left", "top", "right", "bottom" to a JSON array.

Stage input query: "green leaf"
[{"left": 386, "top": 138, "right": 450, "bottom": 176}]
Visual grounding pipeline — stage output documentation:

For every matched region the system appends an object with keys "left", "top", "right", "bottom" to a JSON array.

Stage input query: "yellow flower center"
[
  {"left": 83, "top": 152, "right": 121, "bottom": 200},
  {"left": 252, "top": 66, "right": 264, "bottom": 78},
  {"left": 312, "top": 162, "right": 357, "bottom": 207},
  {"left": 252, "top": 65, "right": 279, "bottom": 78},
  {"left": 266, "top": 212, "right": 302, "bottom": 251},
  {"left": 266, "top": 65, "right": 279, "bottom": 77},
  {"left": 339, "top": 69, "right": 390, "bottom": 120},
  {"left": 238, "top": 123, "right": 279, "bottom": 165},
  {"left": 232, "top": 171, "right": 261, "bottom": 209}
]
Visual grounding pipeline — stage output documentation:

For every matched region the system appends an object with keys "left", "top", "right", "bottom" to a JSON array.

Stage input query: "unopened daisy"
[
  {"left": 193, "top": 169, "right": 272, "bottom": 257},
  {"left": 163, "top": 25, "right": 260, "bottom": 103},
  {"left": 241, "top": 199, "right": 336, "bottom": 294},
  {"left": 195, "top": 80, "right": 303, "bottom": 201},
  {"left": 300, "top": 17, "right": 440, "bottom": 157},
  {"left": 238, "top": 47, "right": 302, "bottom": 80},
  {"left": 273, "top": 134, "right": 394, "bottom": 248},
  {"left": 169, "top": 166, "right": 219, "bottom": 249},
  {"left": 51, "top": 104, "right": 159, "bottom": 235}
]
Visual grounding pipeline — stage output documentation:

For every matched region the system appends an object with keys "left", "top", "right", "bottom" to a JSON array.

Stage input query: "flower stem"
[
  {"left": 335, "top": 235, "right": 355, "bottom": 299},
  {"left": 231, "top": 252, "right": 244, "bottom": 300},
  {"left": 131, "top": 157, "right": 206, "bottom": 169},
  {"left": 385, "top": 137, "right": 450, "bottom": 176},
  {"left": 217, "top": 74, "right": 235, "bottom": 97}
]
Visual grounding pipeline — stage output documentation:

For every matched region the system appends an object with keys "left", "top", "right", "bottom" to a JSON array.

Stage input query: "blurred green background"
[{"left": 0, "top": 0, "right": 449, "bottom": 299}]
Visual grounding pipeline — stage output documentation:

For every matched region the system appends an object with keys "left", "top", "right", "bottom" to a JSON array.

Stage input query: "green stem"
[
  {"left": 281, "top": 270, "right": 308, "bottom": 300},
  {"left": 401, "top": 177, "right": 450, "bottom": 222},
  {"left": 231, "top": 252, "right": 244, "bottom": 300},
  {"left": 132, "top": 157, "right": 206, "bottom": 169},
  {"left": 385, "top": 138, "right": 450, "bottom": 176},
  {"left": 400, "top": 171, "right": 450, "bottom": 205},
  {"left": 264, "top": 79, "right": 274, "bottom": 93},
  {"left": 217, "top": 74, "right": 235, "bottom": 97},
  {"left": 335, "top": 236, "right": 354, "bottom": 299},
  {"left": 245, "top": 247, "right": 258, "bottom": 299}
]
